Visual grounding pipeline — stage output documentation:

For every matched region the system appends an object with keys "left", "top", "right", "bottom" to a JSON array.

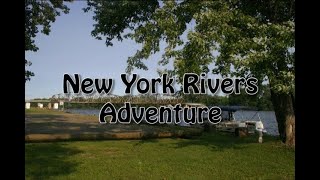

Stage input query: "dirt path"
[{"left": 25, "top": 109, "right": 203, "bottom": 142}]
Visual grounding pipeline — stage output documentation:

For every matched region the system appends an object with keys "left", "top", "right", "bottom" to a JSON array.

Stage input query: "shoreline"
[{"left": 25, "top": 109, "right": 203, "bottom": 142}]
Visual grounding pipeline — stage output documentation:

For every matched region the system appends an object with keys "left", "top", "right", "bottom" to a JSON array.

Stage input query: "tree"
[
  {"left": 256, "top": 85, "right": 274, "bottom": 111},
  {"left": 25, "top": 0, "right": 71, "bottom": 82},
  {"left": 84, "top": 0, "right": 295, "bottom": 147},
  {"left": 229, "top": 84, "right": 273, "bottom": 111}
]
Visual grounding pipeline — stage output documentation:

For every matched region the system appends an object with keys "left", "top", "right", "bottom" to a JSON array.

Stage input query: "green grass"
[{"left": 26, "top": 133, "right": 294, "bottom": 180}]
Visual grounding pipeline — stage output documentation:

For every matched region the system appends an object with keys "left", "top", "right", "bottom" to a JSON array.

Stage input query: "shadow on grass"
[
  {"left": 25, "top": 143, "right": 82, "bottom": 179},
  {"left": 130, "top": 131, "right": 279, "bottom": 151},
  {"left": 172, "top": 132, "right": 279, "bottom": 151},
  {"left": 133, "top": 138, "right": 160, "bottom": 146}
]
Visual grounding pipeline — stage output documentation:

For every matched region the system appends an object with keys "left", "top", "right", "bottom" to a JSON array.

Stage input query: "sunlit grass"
[{"left": 26, "top": 133, "right": 294, "bottom": 180}]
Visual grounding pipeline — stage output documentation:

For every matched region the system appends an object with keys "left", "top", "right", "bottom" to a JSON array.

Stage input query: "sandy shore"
[{"left": 25, "top": 109, "right": 203, "bottom": 142}]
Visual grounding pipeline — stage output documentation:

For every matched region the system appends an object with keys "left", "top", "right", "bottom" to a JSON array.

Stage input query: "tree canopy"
[
  {"left": 84, "top": 0, "right": 294, "bottom": 94},
  {"left": 84, "top": 0, "right": 295, "bottom": 146},
  {"left": 25, "top": 0, "right": 71, "bottom": 82}
]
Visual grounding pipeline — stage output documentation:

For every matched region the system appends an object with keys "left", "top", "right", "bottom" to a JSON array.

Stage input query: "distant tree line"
[
  {"left": 34, "top": 85, "right": 272, "bottom": 110},
  {"left": 181, "top": 84, "right": 273, "bottom": 111}
]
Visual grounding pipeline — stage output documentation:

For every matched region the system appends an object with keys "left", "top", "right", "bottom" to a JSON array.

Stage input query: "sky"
[{"left": 25, "top": 1, "right": 221, "bottom": 100}]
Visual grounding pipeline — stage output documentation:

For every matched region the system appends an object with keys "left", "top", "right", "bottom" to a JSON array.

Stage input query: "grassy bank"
[{"left": 25, "top": 133, "right": 294, "bottom": 180}]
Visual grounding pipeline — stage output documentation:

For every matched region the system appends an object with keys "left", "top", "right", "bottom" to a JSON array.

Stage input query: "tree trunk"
[{"left": 270, "top": 90, "right": 295, "bottom": 147}]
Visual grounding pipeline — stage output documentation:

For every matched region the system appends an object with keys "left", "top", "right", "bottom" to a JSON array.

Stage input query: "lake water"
[
  {"left": 233, "top": 110, "right": 278, "bottom": 136},
  {"left": 65, "top": 109, "right": 279, "bottom": 136}
]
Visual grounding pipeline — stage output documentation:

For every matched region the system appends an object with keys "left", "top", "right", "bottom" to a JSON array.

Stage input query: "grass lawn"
[{"left": 25, "top": 132, "right": 294, "bottom": 180}]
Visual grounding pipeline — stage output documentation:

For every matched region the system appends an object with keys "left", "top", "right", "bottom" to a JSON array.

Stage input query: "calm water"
[
  {"left": 233, "top": 110, "right": 278, "bottom": 136},
  {"left": 66, "top": 109, "right": 279, "bottom": 136}
]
